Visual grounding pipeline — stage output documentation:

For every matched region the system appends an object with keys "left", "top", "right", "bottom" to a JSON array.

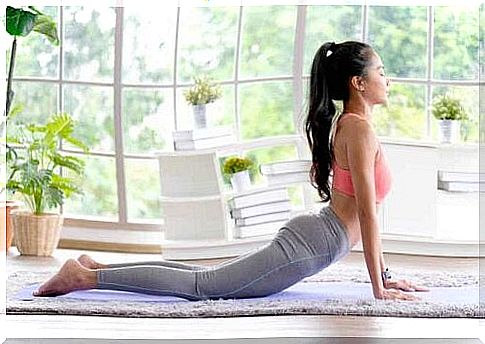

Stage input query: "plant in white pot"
[
  {"left": 6, "top": 113, "right": 89, "bottom": 256},
  {"left": 183, "top": 76, "right": 223, "bottom": 129},
  {"left": 223, "top": 156, "right": 254, "bottom": 193},
  {"left": 432, "top": 95, "right": 468, "bottom": 144}
]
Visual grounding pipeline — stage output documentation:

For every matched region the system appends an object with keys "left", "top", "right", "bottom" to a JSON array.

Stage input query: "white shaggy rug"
[{"left": 7, "top": 263, "right": 484, "bottom": 318}]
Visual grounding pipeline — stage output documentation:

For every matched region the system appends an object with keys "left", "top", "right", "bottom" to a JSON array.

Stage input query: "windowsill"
[{"left": 379, "top": 136, "right": 479, "bottom": 150}]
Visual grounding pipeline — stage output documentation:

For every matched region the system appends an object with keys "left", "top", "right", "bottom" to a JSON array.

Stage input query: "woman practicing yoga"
[{"left": 35, "top": 41, "right": 428, "bottom": 301}]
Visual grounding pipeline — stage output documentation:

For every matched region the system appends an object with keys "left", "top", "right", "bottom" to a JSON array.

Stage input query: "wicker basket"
[{"left": 11, "top": 211, "right": 64, "bottom": 256}]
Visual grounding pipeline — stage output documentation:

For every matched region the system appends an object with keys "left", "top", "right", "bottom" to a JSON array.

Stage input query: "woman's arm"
[{"left": 345, "top": 120, "right": 417, "bottom": 301}]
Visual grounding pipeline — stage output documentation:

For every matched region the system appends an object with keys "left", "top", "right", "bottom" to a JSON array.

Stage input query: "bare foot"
[
  {"left": 77, "top": 254, "right": 106, "bottom": 269},
  {"left": 33, "top": 259, "right": 97, "bottom": 297}
]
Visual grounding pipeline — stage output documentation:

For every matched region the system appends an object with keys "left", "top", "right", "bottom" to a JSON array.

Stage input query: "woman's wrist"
[{"left": 381, "top": 268, "right": 392, "bottom": 288}]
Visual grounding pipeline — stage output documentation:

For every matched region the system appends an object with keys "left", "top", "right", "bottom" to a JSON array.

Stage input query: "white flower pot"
[
  {"left": 193, "top": 104, "right": 207, "bottom": 129},
  {"left": 439, "top": 120, "right": 461, "bottom": 144},
  {"left": 231, "top": 170, "right": 251, "bottom": 193}
]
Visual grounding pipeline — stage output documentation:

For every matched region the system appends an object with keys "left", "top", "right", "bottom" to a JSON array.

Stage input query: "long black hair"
[{"left": 304, "top": 41, "right": 374, "bottom": 202}]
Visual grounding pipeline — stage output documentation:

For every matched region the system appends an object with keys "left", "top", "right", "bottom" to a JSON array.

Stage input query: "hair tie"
[{"left": 326, "top": 42, "right": 337, "bottom": 57}]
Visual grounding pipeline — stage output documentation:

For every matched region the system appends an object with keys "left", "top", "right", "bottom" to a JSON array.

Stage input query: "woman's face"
[{"left": 362, "top": 52, "right": 390, "bottom": 106}]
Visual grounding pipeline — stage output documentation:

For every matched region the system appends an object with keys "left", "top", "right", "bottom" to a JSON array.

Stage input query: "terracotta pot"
[
  {"left": 11, "top": 211, "right": 63, "bottom": 256},
  {"left": 1, "top": 200, "right": 21, "bottom": 253}
]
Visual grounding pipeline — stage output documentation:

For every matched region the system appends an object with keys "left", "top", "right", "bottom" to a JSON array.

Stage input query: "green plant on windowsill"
[
  {"left": 431, "top": 95, "right": 468, "bottom": 121},
  {"left": 183, "top": 76, "right": 223, "bottom": 106},
  {"left": 432, "top": 95, "right": 469, "bottom": 144}
]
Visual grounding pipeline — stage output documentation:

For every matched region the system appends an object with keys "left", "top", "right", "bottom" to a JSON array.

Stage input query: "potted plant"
[
  {"left": 183, "top": 76, "right": 223, "bottom": 129},
  {"left": 432, "top": 95, "right": 468, "bottom": 144},
  {"left": 223, "top": 156, "right": 254, "bottom": 193},
  {"left": 7, "top": 113, "right": 89, "bottom": 256},
  {"left": 2, "top": 7, "right": 59, "bottom": 252}
]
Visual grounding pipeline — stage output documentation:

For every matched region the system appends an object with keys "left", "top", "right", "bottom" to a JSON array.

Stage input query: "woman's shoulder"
[{"left": 338, "top": 117, "right": 379, "bottom": 154}]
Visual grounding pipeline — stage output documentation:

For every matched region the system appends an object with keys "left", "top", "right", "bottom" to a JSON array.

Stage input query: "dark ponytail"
[{"left": 304, "top": 41, "right": 374, "bottom": 203}]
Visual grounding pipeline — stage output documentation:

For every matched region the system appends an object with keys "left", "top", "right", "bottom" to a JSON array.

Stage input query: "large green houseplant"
[
  {"left": 2, "top": 6, "right": 59, "bottom": 253},
  {"left": 5, "top": 6, "right": 59, "bottom": 119},
  {"left": 7, "top": 114, "right": 89, "bottom": 256}
]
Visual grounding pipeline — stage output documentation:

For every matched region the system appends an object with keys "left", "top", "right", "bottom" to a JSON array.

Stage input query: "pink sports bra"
[{"left": 330, "top": 113, "right": 392, "bottom": 204}]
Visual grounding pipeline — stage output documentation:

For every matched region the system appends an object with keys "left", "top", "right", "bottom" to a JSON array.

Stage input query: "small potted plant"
[
  {"left": 183, "top": 76, "right": 223, "bottom": 129},
  {"left": 432, "top": 95, "right": 468, "bottom": 144},
  {"left": 223, "top": 156, "right": 254, "bottom": 193},
  {"left": 7, "top": 113, "right": 89, "bottom": 256}
]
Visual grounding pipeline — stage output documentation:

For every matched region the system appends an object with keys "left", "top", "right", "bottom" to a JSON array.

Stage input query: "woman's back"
[{"left": 329, "top": 112, "right": 385, "bottom": 247}]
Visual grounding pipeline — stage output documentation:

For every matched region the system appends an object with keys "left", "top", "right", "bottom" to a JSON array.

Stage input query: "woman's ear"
[{"left": 350, "top": 76, "right": 365, "bottom": 92}]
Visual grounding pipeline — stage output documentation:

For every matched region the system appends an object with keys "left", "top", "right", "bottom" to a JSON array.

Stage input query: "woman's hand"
[
  {"left": 374, "top": 288, "right": 421, "bottom": 301},
  {"left": 384, "top": 279, "right": 429, "bottom": 293}
]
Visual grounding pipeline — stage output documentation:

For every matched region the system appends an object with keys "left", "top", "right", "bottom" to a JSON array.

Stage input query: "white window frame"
[{"left": 10, "top": 4, "right": 480, "bottom": 241}]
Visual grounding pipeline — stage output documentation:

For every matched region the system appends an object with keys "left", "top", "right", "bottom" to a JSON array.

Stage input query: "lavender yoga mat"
[{"left": 16, "top": 281, "right": 478, "bottom": 305}]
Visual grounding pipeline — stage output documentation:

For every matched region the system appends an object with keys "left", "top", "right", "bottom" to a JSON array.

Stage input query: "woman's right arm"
[{"left": 345, "top": 120, "right": 418, "bottom": 301}]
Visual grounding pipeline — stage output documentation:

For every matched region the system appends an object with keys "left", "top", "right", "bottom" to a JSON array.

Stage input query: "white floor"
[{"left": 4, "top": 248, "right": 484, "bottom": 341}]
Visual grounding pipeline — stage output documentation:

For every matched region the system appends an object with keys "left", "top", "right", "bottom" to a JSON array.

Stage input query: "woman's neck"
[{"left": 343, "top": 97, "right": 373, "bottom": 121}]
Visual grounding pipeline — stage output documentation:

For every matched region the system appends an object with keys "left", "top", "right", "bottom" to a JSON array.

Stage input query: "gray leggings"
[{"left": 96, "top": 206, "right": 350, "bottom": 300}]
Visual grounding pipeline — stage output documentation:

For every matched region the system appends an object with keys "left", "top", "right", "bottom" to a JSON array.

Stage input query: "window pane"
[
  {"left": 8, "top": 6, "right": 59, "bottom": 78},
  {"left": 63, "top": 7, "right": 115, "bottom": 82},
  {"left": 304, "top": 5, "right": 362, "bottom": 75},
  {"left": 123, "top": 6, "right": 176, "bottom": 84},
  {"left": 63, "top": 85, "right": 114, "bottom": 152},
  {"left": 368, "top": 6, "right": 427, "bottom": 78},
  {"left": 240, "top": 6, "right": 296, "bottom": 78},
  {"left": 431, "top": 86, "right": 479, "bottom": 143},
  {"left": 125, "top": 158, "right": 162, "bottom": 222},
  {"left": 63, "top": 155, "right": 118, "bottom": 220},
  {"left": 239, "top": 81, "right": 294, "bottom": 140},
  {"left": 9, "top": 82, "right": 58, "bottom": 137},
  {"left": 123, "top": 88, "right": 174, "bottom": 154},
  {"left": 434, "top": 6, "right": 479, "bottom": 80},
  {"left": 178, "top": 7, "right": 238, "bottom": 83},
  {"left": 176, "top": 84, "right": 235, "bottom": 131},
  {"left": 374, "top": 83, "right": 426, "bottom": 140}
]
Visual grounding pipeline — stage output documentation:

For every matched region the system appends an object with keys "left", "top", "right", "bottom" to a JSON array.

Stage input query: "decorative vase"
[
  {"left": 231, "top": 170, "right": 251, "bottom": 193},
  {"left": 11, "top": 211, "right": 64, "bottom": 256},
  {"left": 1, "top": 200, "right": 21, "bottom": 253},
  {"left": 439, "top": 120, "right": 461, "bottom": 144},
  {"left": 193, "top": 104, "right": 207, "bottom": 129}
]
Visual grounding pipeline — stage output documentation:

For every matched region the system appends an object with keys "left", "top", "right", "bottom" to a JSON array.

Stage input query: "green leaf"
[
  {"left": 6, "top": 6, "right": 36, "bottom": 37},
  {"left": 33, "top": 14, "right": 60, "bottom": 46},
  {"left": 63, "top": 135, "right": 90, "bottom": 152},
  {"left": 44, "top": 185, "right": 63, "bottom": 209},
  {"left": 51, "top": 174, "right": 82, "bottom": 198},
  {"left": 50, "top": 153, "right": 85, "bottom": 174}
]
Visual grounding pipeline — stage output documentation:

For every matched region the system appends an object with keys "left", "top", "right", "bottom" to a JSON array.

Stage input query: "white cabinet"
[
  {"left": 155, "top": 150, "right": 232, "bottom": 241},
  {"left": 383, "top": 142, "right": 438, "bottom": 238}
]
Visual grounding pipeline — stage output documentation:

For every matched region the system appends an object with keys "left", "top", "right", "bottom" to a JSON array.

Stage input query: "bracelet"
[{"left": 381, "top": 268, "right": 392, "bottom": 284}]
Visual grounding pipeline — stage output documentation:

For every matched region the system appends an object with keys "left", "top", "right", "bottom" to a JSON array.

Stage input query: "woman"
[{"left": 35, "top": 41, "right": 428, "bottom": 301}]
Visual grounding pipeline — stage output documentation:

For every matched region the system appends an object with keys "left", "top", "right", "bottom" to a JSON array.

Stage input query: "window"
[{"left": 8, "top": 4, "right": 479, "bottom": 231}]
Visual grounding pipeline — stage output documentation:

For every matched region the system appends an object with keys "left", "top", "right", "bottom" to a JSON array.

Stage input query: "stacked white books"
[
  {"left": 259, "top": 160, "right": 312, "bottom": 186},
  {"left": 172, "top": 125, "right": 236, "bottom": 151},
  {"left": 437, "top": 170, "right": 485, "bottom": 192},
  {"left": 229, "top": 186, "right": 292, "bottom": 239}
]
